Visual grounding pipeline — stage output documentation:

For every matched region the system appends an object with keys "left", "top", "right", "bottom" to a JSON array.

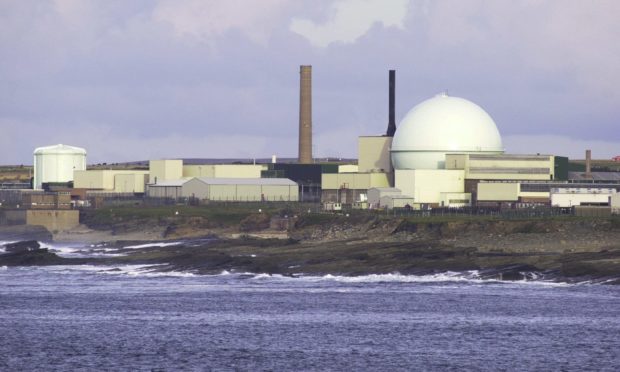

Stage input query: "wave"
[
  {"left": 243, "top": 271, "right": 570, "bottom": 286},
  {"left": 122, "top": 242, "right": 183, "bottom": 249},
  {"left": 39, "top": 264, "right": 197, "bottom": 278}
]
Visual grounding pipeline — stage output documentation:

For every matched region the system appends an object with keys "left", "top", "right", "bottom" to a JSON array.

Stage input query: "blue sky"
[{"left": 1, "top": 0, "right": 618, "bottom": 164}]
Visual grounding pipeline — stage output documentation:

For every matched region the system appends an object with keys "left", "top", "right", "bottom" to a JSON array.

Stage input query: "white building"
[
  {"left": 33, "top": 144, "right": 87, "bottom": 189},
  {"left": 550, "top": 188, "right": 616, "bottom": 208}
]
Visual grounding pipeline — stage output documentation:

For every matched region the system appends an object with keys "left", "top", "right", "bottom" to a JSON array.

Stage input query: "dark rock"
[{"left": 4, "top": 240, "right": 41, "bottom": 253}]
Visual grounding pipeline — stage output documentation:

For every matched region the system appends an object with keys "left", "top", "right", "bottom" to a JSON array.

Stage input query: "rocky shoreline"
[{"left": 2, "top": 214, "right": 620, "bottom": 284}]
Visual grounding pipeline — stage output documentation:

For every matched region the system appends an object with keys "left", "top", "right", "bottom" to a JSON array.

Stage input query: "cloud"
[
  {"left": 290, "top": 0, "right": 409, "bottom": 47},
  {"left": 152, "top": 0, "right": 290, "bottom": 44}
]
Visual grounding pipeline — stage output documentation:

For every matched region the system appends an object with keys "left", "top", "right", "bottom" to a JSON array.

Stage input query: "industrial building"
[
  {"left": 33, "top": 144, "right": 86, "bottom": 189},
  {"left": 550, "top": 188, "right": 616, "bottom": 208},
  {"left": 367, "top": 187, "right": 402, "bottom": 208},
  {"left": 182, "top": 164, "right": 266, "bottom": 178},
  {"left": 147, "top": 177, "right": 298, "bottom": 202},
  {"left": 74, "top": 170, "right": 149, "bottom": 193}
]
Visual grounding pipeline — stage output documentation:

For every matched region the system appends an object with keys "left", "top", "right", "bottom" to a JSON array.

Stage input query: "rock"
[{"left": 4, "top": 240, "right": 42, "bottom": 253}]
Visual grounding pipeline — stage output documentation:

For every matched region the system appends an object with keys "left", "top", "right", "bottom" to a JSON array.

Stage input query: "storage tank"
[{"left": 33, "top": 144, "right": 87, "bottom": 189}]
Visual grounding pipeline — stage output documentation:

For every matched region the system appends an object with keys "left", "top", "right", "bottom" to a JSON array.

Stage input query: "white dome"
[{"left": 391, "top": 93, "right": 503, "bottom": 169}]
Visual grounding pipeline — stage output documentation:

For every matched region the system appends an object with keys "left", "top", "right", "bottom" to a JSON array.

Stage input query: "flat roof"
[{"left": 195, "top": 177, "right": 297, "bottom": 186}]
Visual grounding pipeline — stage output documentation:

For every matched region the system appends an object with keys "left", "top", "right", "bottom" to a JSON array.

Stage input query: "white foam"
[
  {"left": 122, "top": 241, "right": 183, "bottom": 249},
  {"left": 0, "top": 266, "right": 7, "bottom": 270}
]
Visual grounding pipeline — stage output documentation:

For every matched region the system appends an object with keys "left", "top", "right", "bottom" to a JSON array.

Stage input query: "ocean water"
[{"left": 1, "top": 245, "right": 620, "bottom": 371}]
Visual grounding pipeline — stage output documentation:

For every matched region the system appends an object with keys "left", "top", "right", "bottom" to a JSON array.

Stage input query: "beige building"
[
  {"left": 184, "top": 177, "right": 298, "bottom": 202},
  {"left": 445, "top": 154, "right": 555, "bottom": 181},
  {"left": 321, "top": 172, "right": 391, "bottom": 203},
  {"left": 74, "top": 170, "right": 149, "bottom": 193},
  {"left": 149, "top": 160, "right": 183, "bottom": 183},
  {"left": 477, "top": 182, "right": 550, "bottom": 204},
  {"left": 395, "top": 169, "right": 465, "bottom": 205},
  {"left": 358, "top": 136, "right": 392, "bottom": 173},
  {"left": 338, "top": 164, "right": 359, "bottom": 173},
  {"left": 182, "top": 164, "right": 266, "bottom": 178},
  {"left": 611, "top": 193, "right": 620, "bottom": 215}
]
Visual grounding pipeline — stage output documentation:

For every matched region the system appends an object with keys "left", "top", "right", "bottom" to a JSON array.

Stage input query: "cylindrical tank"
[{"left": 33, "top": 144, "right": 87, "bottom": 189}]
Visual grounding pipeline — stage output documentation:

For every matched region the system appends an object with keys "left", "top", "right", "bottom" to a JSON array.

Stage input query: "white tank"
[{"left": 33, "top": 144, "right": 87, "bottom": 189}]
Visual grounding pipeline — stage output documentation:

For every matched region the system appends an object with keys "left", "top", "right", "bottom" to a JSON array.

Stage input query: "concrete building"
[
  {"left": 33, "top": 144, "right": 87, "bottom": 189},
  {"left": 358, "top": 136, "right": 392, "bottom": 172},
  {"left": 184, "top": 177, "right": 298, "bottom": 202},
  {"left": 445, "top": 154, "right": 557, "bottom": 181},
  {"left": 321, "top": 172, "right": 391, "bottom": 203},
  {"left": 149, "top": 160, "right": 183, "bottom": 183},
  {"left": 367, "top": 187, "right": 402, "bottom": 208},
  {"left": 380, "top": 195, "right": 415, "bottom": 209},
  {"left": 74, "top": 170, "right": 149, "bottom": 193},
  {"left": 395, "top": 169, "right": 465, "bottom": 205},
  {"left": 338, "top": 164, "right": 359, "bottom": 173},
  {"left": 550, "top": 188, "right": 616, "bottom": 207},
  {"left": 182, "top": 164, "right": 266, "bottom": 178},
  {"left": 0, "top": 209, "right": 79, "bottom": 232},
  {"left": 477, "top": 182, "right": 550, "bottom": 204}
]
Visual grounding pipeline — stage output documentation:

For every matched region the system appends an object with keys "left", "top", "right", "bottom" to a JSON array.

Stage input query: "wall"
[
  {"left": 322, "top": 172, "right": 390, "bottom": 190},
  {"left": 358, "top": 136, "right": 392, "bottom": 172},
  {"left": 182, "top": 165, "right": 266, "bottom": 178},
  {"left": 74, "top": 170, "right": 149, "bottom": 192},
  {"left": 611, "top": 193, "right": 620, "bottom": 214},
  {"left": 477, "top": 183, "right": 520, "bottom": 201},
  {"left": 26, "top": 210, "right": 79, "bottom": 232},
  {"left": 380, "top": 196, "right": 414, "bottom": 209},
  {"left": 149, "top": 160, "right": 183, "bottom": 183},
  {"left": 395, "top": 169, "right": 464, "bottom": 204},
  {"left": 446, "top": 154, "right": 554, "bottom": 181},
  {"left": 440, "top": 192, "right": 471, "bottom": 207},
  {"left": 146, "top": 185, "right": 182, "bottom": 198},
  {"left": 551, "top": 191, "right": 615, "bottom": 207}
]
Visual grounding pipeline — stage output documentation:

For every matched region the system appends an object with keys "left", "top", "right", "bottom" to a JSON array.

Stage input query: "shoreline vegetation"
[{"left": 1, "top": 205, "right": 620, "bottom": 284}]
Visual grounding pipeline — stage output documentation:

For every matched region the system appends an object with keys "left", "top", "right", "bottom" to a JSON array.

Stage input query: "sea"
[{"left": 1, "top": 240, "right": 619, "bottom": 371}]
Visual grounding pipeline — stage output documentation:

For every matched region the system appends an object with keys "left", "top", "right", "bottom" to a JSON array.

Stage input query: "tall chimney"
[
  {"left": 585, "top": 149, "right": 592, "bottom": 178},
  {"left": 298, "top": 65, "right": 312, "bottom": 164},
  {"left": 386, "top": 69, "right": 396, "bottom": 136}
]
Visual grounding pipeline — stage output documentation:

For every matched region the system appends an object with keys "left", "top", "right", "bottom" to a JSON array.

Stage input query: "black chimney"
[{"left": 386, "top": 69, "right": 396, "bottom": 136}]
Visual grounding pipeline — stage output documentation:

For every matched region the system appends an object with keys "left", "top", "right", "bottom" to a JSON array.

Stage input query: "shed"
[
  {"left": 367, "top": 187, "right": 402, "bottom": 208},
  {"left": 185, "top": 177, "right": 298, "bottom": 202},
  {"left": 146, "top": 179, "right": 190, "bottom": 199}
]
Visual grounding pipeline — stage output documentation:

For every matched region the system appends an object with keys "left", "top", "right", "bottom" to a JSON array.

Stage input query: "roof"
[
  {"left": 369, "top": 187, "right": 401, "bottom": 192},
  {"left": 381, "top": 195, "right": 414, "bottom": 200},
  {"left": 33, "top": 144, "right": 87, "bottom": 155},
  {"left": 569, "top": 172, "right": 620, "bottom": 181},
  {"left": 148, "top": 178, "right": 191, "bottom": 187},
  {"left": 194, "top": 177, "right": 297, "bottom": 186}
]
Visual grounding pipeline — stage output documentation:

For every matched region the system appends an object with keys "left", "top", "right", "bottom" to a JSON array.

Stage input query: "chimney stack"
[
  {"left": 386, "top": 70, "right": 396, "bottom": 136},
  {"left": 585, "top": 149, "right": 592, "bottom": 178},
  {"left": 298, "top": 65, "right": 312, "bottom": 164}
]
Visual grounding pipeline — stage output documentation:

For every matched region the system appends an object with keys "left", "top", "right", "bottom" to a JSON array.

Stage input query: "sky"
[{"left": 1, "top": 0, "right": 618, "bottom": 164}]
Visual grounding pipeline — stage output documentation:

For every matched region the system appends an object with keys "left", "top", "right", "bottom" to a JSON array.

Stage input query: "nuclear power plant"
[{"left": 2, "top": 64, "right": 620, "bottom": 222}]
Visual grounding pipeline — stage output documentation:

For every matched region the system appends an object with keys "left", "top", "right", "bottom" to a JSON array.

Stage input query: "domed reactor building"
[{"left": 391, "top": 93, "right": 504, "bottom": 170}]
